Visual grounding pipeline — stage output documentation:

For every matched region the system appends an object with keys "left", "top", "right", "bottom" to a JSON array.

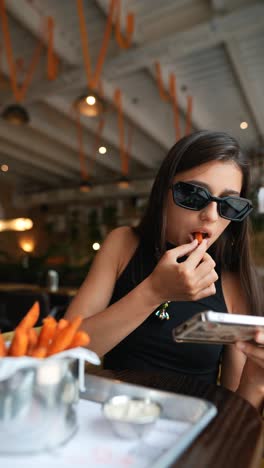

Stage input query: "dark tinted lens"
[
  {"left": 173, "top": 183, "right": 209, "bottom": 210},
  {"left": 220, "top": 198, "right": 250, "bottom": 220}
]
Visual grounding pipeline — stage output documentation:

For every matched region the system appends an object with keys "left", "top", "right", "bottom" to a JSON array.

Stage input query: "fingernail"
[
  {"left": 256, "top": 332, "right": 264, "bottom": 343},
  {"left": 236, "top": 342, "right": 246, "bottom": 350}
]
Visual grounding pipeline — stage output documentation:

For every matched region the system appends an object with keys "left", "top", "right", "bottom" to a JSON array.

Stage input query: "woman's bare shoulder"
[
  {"left": 104, "top": 226, "right": 140, "bottom": 276},
  {"left": 104, "top": 226, "right": 138, "bottom": 248}
]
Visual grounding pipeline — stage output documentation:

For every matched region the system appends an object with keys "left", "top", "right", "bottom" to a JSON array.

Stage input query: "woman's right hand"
[{"left": 147, "top": 239, "right": 218, "bottom": 303}]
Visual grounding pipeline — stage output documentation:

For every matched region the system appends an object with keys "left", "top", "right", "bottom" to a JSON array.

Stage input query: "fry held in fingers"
[
  {"left": 149, "top": 238, "right": 214, "bottom": 303},
  {"left": 194, "top": 232, "right": 203, "bottom": 244}
]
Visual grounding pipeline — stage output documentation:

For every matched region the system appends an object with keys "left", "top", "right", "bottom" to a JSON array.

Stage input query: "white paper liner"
[{"left": 0, "top": 347, "right": 100, "bottom": 391}]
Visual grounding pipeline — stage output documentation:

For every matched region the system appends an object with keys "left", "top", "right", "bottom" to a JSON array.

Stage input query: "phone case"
[{"left": 172, "top": 310, "right": 264, "bottom": 344}]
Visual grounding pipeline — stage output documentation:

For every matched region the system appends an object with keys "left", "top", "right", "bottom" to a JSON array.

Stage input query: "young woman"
[{"left": 66, "top": 130, "right": 264, "bottom": 410}]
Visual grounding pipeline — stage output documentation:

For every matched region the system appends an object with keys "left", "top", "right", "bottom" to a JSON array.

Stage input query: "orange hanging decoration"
[
  {"left": 76, "top": 0, "right": 93, "bottom": 88},
  {"left": 15, "top": 57, "right": 24, "bottom": 80},
  {"left": 76, "top": 0, "right": 116, "bottom": 90},
  {"left": 155, "top": 62, "right": 170, "bottom": 102},
  {"left": 90, "top": 117, "right": 105, "bottom": 175},
  {"left": 92, "top": 0, "right": 116, "bottom": 90},
  {"left": 155, "top": 61, "right": 181, "bottom": 141},
  {"left": 0, "top": 0, "right": 20, "bottom": 101},
  {"left": 114, "top": 89, "right": 132, "bottom": 176},
  {"left": 18, "top": 39, "right": 44, "bottom": 102},
  {"left": 123, "top": 120, "right": 133, "bottom": 175},
  {"left": 169, "top": 73, "right": 181, "bottom": 141},
  {"left": 97, "top": 79, "right": 117, "bottom": 117},
  {"left": 114, "top": 0, "right": 135, "bottom": 49},
  {"left": 76, "top": 0, "right": 135, "bottom": 91},
  {"left": 155, "top": 61, "right": 194, "bottom": 141},
  {"left": 0, "top": 0, "right": 58, "bottom": 102},
  {"left": 75, "top": 111, "right": 104, "bottom": 180},
  {"left": 0, "top": 46, "right": 7, "bottom": 87},
  {"left": 97, "top": 79, "right": 105, "bottom": 98},
  {"left": 75, "top": 111, "right": 89, "bottom": 181},
  {"left": 185, "top": 95, "right": 193, "bottom": 136}
]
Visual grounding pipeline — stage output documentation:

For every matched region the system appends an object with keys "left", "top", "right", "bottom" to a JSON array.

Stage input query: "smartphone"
[{"left": 172, "top": 310, "right": 264, "bottom": 345}]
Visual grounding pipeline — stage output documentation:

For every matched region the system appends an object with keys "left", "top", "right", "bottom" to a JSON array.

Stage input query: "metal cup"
[{"left": 0, "top": 358, "right": 79, "bottom": 454}]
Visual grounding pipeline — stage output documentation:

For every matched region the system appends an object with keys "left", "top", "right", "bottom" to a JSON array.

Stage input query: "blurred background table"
[
  {"left": 0, "top": 283, "right": 77, "bottom": 296},
  {"left": 89, "top": 369, "right": 263, "bottom": 468},
  {"left": 0, "top": 283, "right": 77, "bottom": 332}
]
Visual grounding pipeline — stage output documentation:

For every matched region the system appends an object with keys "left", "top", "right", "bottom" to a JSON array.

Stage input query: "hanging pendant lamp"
[
  {"left": 2, "top": 104, "right": 30, "bottom": 125},
  {"left": 74, "top": 92, "right": 105, "bottom": 117},
  {"left": 117, "top": 175, "right": 131, "bottom": 189},
  {"left": 79, "top": 179, "right": 93, "bottom": 192}
]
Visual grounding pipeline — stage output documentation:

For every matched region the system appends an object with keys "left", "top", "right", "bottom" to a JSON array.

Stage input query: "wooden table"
[{"left": 90, "top": 369, "right": 263, "bottom": 468}]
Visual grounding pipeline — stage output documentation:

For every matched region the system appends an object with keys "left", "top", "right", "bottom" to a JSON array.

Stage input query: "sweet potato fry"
[
  {"left": 31, "top": 346, "right": 47, "bottom": 358},
  {"left": 17, "top": 302, "right": 40, "bottom": 330},
  {"left": 53, "top": 318, "right": 69, "bottom": 339},
  {"left": 0, "top": 333, "right": 7, "bottom": 357},
  {"left": 195, "top": 232, "right": 203, "bottom": 245},
  {"left": 37, "top": 316, "right": 57, "bottom": 348},
  {"left": 67, "top": 330, "right": 90, "bottom": 349},
  {"left": 48, "top": 315, "right": 83, "bottom": 356},
  {"left": 27, "top": 328, "right": 39, "bottom": 354},
  {"left": 9, "top": 328, "right": 28, "bottom": 357}
]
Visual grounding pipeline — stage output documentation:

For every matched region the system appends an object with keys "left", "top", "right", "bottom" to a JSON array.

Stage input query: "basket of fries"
[{"left": 0, "top": 302, "right": 100, "bottom": 454}]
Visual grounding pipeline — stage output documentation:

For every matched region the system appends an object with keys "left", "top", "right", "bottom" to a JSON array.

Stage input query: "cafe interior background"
[{"left": 0, "top": 0, "right": 263, "bottom": 297}]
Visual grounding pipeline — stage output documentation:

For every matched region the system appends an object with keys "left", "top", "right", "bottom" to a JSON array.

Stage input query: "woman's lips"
[
  {"left": 189, "top": 231, "right": 211, "bottom": 242},
  {"left": 194, "top": 232, "right": 203, "bottom": 244}
]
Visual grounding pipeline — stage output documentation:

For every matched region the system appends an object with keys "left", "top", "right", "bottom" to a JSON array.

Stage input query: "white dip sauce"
[{"left": 103, "top": 398, "right": 160, "bottom": 422}]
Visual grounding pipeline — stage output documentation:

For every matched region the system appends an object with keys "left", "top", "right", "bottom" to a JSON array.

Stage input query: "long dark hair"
[{"left": 135, "top": 130, "right": 263, "bottom": 315}]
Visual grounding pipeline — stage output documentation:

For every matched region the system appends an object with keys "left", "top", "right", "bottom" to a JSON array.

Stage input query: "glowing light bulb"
[
  {"left": 240, "top": 121, "right": 248, "bottom": 130},
  {"left": 0, "top": 217, "right": 33, "bottom": 232},
  {"left": 86, "top": 95, "right": 96, "bottom": 106},
  {"left": 12, "top": 218, "right": 33, "bottom": 231},
  {"left": 1, "top": 164, "right": 8, "bottom": 172},
  {"left": 99, "top": 146, "right": 107, "bottom": 154},
  {"left": 20, "top": 239, "right": 35, "bottom": 253}
]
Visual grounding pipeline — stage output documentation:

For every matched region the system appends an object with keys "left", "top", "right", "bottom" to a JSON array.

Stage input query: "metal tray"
[
  {"left": 0, "top": 372, "right": 217, "bottom": 467},
  {"left": 83, "top": 373, "right": 217, "bottom": 467}
]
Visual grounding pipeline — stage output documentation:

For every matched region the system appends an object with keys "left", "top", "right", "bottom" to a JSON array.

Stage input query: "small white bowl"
[{"left": 102, "top": 395, "right": 161, "bottom": 439}]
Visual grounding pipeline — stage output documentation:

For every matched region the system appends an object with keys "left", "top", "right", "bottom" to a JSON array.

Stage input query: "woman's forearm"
[
  {"left": 66, "top": 277, "right": 161, "bottom": 357},
  {"left": 236, "top": 381, "right": 264, "bottom": 411}
]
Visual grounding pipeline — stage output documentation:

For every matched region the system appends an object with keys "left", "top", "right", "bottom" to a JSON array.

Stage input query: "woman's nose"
[{"left": 199, "top": 201, "right": 219, "bottom": 222}]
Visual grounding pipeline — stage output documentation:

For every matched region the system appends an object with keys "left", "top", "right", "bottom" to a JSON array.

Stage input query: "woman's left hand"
[
  {"left": 236, "top": 330, "right": 264, "bottom": 369},
  {"left": 236, "top": 331, "right": 264, "bottom": 408}
]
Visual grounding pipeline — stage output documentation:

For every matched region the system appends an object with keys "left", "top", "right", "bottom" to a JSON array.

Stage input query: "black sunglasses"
[{"left": 171, "top": 181, "right": 253, "bottom": 222}]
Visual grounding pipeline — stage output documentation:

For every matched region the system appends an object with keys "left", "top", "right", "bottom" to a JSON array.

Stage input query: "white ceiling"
[{"left": 0, "top": 0, "right": 263, "bottom": 206}]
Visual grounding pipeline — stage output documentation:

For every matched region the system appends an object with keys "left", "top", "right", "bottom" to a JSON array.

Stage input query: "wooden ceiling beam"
[{"left": 103, "top": 3, "right": 264, "bottom": 78}]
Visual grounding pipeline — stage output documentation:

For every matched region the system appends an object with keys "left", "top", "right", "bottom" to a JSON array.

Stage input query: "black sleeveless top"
[{"left": 104, "top": 240, "right": 228, "bottom": 383}]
